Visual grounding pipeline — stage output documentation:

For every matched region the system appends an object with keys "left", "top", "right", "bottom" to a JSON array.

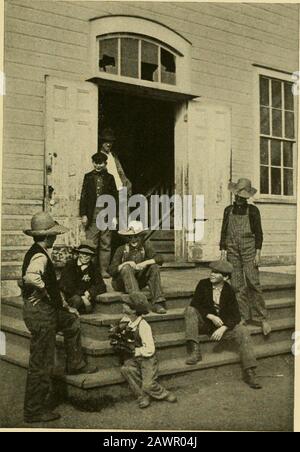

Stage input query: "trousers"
[{"left": 185, "top": 306, "right": 257, "bottom": 370}]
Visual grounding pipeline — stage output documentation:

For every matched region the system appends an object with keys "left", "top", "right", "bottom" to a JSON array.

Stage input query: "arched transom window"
[{"left": 98, "top": 34, "right": 178, "bottom": 86}]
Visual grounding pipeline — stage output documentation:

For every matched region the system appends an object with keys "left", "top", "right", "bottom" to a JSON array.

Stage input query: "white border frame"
[{"left": 253, "top": 66, "right": 298, "bottom": 204}]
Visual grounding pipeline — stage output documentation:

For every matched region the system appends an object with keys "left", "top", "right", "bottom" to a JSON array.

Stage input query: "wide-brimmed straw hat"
[
  {"left": 209, "top": 260, "right": 233, "bottom": 275},
  {"left": 118, "top": 221, "right": 148, "bottom": 236},
  {"left": 76, "top": 240, "right": 96, "bottom": 255},
  {"left": 228, "top": 178, "right": 257, "bottom": 199},
  {"left": 23, "top": 212, "right": 69, "bottom": 237}
]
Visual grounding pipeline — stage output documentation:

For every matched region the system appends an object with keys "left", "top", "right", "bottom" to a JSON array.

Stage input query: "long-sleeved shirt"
[
  {"left": 109, "top": 242, "right": 164, "bottom": 277},
  {"left": 120, "top": 315, "right": 155, "bottom": 358},
  {"left": 219, "top": 203, "right": 263, "bottom": 250}
]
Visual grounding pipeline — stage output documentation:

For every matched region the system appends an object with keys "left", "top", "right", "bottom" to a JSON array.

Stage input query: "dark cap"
[
  {"left": 124, "top": 291, "right": 150, "bottom": 316},
  {"left": 92, "top": 152, "right": 108, "bottom": 164},
  {"left": 209, "top": 260, "right": 233, "bottom": 275}
]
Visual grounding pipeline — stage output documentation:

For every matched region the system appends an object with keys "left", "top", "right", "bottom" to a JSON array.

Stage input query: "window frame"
[
  {"left": 98, "top": 33, "right": 178, "bottom": 86},
  {"left": 253, "top": 66, "right": 297, "bottom": 204},
  {"left": 88, "top": 16, "right": 192, "bottom": 94}
]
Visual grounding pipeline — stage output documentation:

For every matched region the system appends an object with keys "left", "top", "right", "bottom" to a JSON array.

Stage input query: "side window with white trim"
[{"left": 259, "top": 75, "right": 296, "bottom": 197}]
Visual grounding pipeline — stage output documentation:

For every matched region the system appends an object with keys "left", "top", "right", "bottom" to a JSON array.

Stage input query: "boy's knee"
[
  {"left": 120, "top": 264, "right": 134, "bottom": 276},
  {"left": 148, "top": 264, "right": 159, "bottom": 273}
]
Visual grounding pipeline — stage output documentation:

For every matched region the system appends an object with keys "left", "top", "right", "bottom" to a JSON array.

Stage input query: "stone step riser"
[
  {"left": 4, "top": 325, "right": 294, "bottom": 371},
  {"left": 2, "top": 301, "right": 295, "bottom": 342}
]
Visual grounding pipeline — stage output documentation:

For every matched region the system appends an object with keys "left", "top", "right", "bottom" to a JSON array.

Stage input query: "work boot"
[
  {"left": 185, "top": 341, "right": 202, "bottom": 365},
  {"left": 152, "top": 303, "right": 167, "bottom": 314},
  {"left": 262, "top": 321, "right": 272, "bottom": 336},
  {"left": 24, "top": 411, "right": 61, "bottom": 424},
  {"left": 164, "top": 392, "right": 177, "bottom": 403},
  {"left": 243, "top": 368, "right": 262, "bottom": 389},
  {"left": 138, "top": 395, "right": 151, "bottom": 409}
]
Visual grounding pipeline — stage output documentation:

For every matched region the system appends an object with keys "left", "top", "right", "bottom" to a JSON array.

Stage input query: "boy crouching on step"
[{"left": 118, "top": 291, "right": 177, "bottom": 409}]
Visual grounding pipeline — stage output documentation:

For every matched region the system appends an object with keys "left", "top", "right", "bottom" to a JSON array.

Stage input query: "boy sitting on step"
[{"left": 117, "top": 291, "right": 177, "bottom": 409}]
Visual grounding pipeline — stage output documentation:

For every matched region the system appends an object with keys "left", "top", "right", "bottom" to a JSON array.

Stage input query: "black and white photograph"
[{"left": 0, "top": 0, "right": 298, "bottom": 432}]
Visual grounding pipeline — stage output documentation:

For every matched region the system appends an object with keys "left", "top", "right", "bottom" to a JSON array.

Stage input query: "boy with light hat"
[{"left": 109, "top": 221, "right": 167, "bottom": 314}]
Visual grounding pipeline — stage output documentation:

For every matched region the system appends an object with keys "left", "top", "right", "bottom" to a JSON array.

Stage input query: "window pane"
[
  {"left": 161, "top": 48, "right": 176, "bottom": 85},
  {"left": 121, "top": 38, "right": 139, "bottom": 78},
  {"left": 260, "top": 76, "right": 269, "bottom": 106},
  {"left": 141, "top": 41, "right": 158, "bottom": 82},
  {"left": 271, "top": 140, "right": 281, "bottom": 166},
  {"left": 260, "top": 138, "right": 269, "bottom": 164},
  {"left": 285, "top": 111, "right": 294, "bottom": 138},
  {"left": 260, "top": 107, "right": 270, "bottom": 135},
  {"left": 272, "top": 79, "right": 282, "bottom": 108},
  {"left": 99, "top": 38, "right": 118, "bottom": 74},
  {"left": 284, "top": 82, "right": 294, "bottom": 110},
  {"left": 284, "top": 169, "right": 293, "bottom": 196},
  {"left": 271, "top": 167, "right": 281, "bottom": 195},
  {"left": 260, "top": 166, "right": 269, "bottom": 194},
  {"left": 283, "top": 142, "right": 293, "bottom": 168},
  {"left": 272, "top": 109, "right": 282, "bottom": 137}
]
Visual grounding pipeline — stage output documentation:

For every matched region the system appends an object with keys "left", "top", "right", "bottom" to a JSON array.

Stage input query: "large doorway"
[{"left": 99, "top": 89, "right": 175, "bottom": 196}]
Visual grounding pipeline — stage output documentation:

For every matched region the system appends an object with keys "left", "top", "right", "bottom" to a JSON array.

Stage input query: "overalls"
[{"left": 226, "top": 207, "right": 268, "bottom": 323}]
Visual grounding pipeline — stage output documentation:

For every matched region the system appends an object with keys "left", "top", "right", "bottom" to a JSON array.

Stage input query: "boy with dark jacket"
[
  {"left": 59, "top": 240, "right": 107, "bottom": 314},
  {"left": 185, "top": 260, "right": 262, "bottom": 389}
]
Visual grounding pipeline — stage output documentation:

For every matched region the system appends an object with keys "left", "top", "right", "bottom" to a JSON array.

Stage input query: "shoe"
[
  {"left": 152, "top": 303, "right": 167, "bottom": 314},
  {"left": 165, "top": 392, "right": 177, "bottom": 403},
  {"left": 185, "top": 341, "right": 202, "bottom": 365},
  {"left": 67, "top": 364, "right": 98, "bottom": 375},
  {"left": 24, "top": 411, "right": 61, "bottom": 424},
  {"left": 138, "top": 396, "right": 151, "bottom": 409},
  {"left": 101, "top": 272, "right": 111, "bottom": 279},
  {"left": 244, "top": 368, "right": 262, "bottom": 389},
  {"left": 262, "top": 321, "right": 272, "bottom": 336}
]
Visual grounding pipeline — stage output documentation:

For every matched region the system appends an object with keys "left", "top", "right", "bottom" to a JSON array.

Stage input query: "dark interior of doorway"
[{"left": 98, "top": 89, "right": 175, "bottom": 196}]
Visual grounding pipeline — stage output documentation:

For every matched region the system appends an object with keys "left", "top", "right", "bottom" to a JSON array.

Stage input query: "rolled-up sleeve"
[
  {"left": 23, "top": 253, "right": 47, "bottom": 289},
  {"left": 134, "top": 320, "right": 155, "bottom": 358}
]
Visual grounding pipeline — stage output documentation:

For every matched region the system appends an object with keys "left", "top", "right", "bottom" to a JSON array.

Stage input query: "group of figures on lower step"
[{"left": 20, "top": 175, "right": 271, "bottom": 423}]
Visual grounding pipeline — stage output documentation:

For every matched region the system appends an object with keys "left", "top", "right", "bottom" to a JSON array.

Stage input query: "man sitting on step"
[
  {"left": 185, "top": 260, "right": 262, "bottom": 389},
  {"left": 59, "top": 240, "right": 107, "bottom": 315},
  {"left": 109, "top": 221, "right": 167, "bottom": 314}
]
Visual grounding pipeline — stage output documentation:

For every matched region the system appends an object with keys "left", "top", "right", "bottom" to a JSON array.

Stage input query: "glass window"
[
  {"left": 161, "top": 48, "right": 176, "bottom": 85},
  {"left": 259, "top": 75, "right": 295, "bottom": 197},
  {"left": 260, "top": 138, "right": 269, "bottom": 165},
  {"left": 141, "top": 41, "right": 159, "bottom": 82},
  {"left": 99, "top": 38, "right": 118, "bottom": 74},
  {"left": 271, "top": 140, "right": 281, "bottom": 166},
  {"left": 121, "top": 38, "right": 139, "bottom": 78},
  {"left": 260, "top": 77, "right": 269, "bottom": 106}
]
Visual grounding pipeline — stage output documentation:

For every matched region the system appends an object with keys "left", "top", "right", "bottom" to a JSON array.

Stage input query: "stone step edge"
[
  {"left": 1, "top": 315, "right": 295, "bottom": 357},
  {"left": 1, "top": 295, "right": 295, "bottom": 326},
  {"left": 1, "top": 340, "right": 292, "bottom": 390}
]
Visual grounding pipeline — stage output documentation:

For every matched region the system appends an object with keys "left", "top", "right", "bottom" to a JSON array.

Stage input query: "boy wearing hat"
[
  {"left": 184, "top": 260, "right": 262, "bottom": 389},
  {"left": 220, "top": 178, "right": 271, "bottom": 336},
  {"left": 109, "top": 221, "right": 167, "bottom": 314},
  {"left": 80, "top": 151, "right": 118, "bottom": 278},
  {"left": 59, "top": 240, "right": 107, "bottom": 314},
  {"left": 99, "top": 127, "right": 132, "bottom": 196},
  {"left": 119, "top": 291, "right": 177, "bottom": 409},
  {"left": 21, "top": 212, "right": 98, "bottom": 423}
]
